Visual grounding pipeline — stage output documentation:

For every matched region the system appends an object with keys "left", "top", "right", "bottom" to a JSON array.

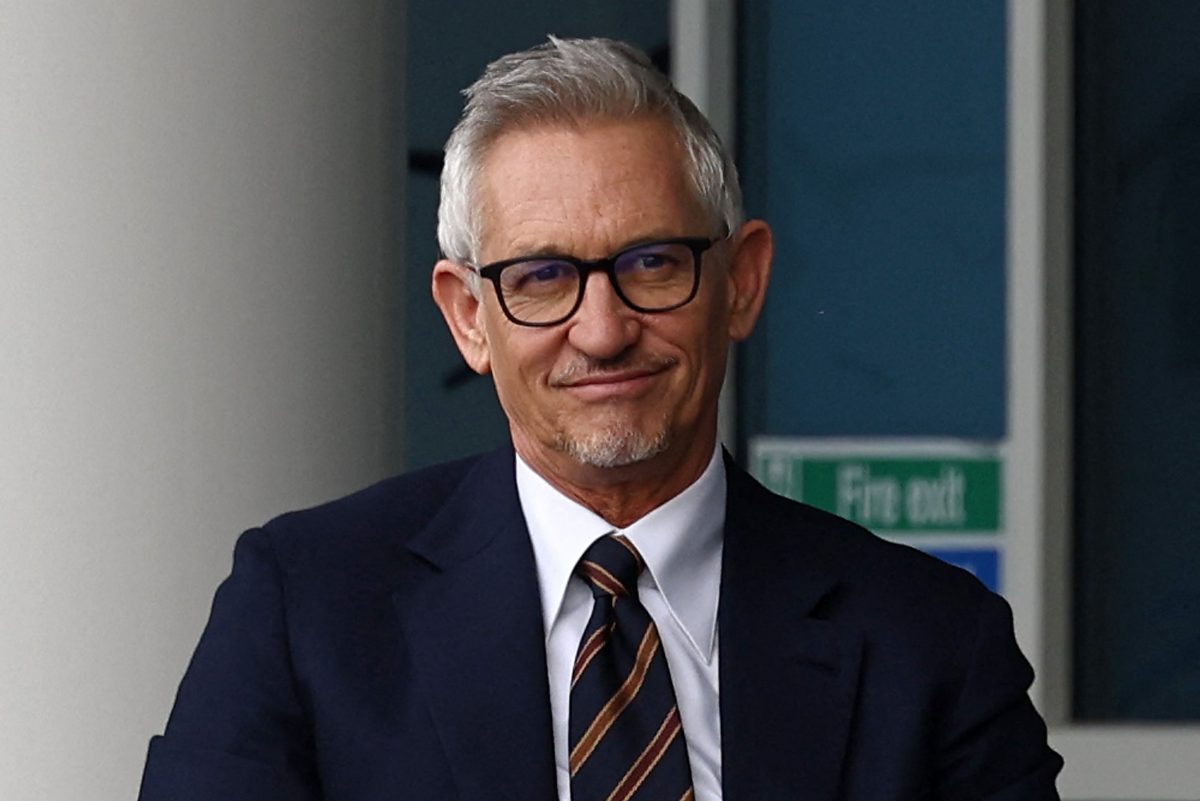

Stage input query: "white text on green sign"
[{"left": 755, "top": 456, "right": 1001, "bottom": 533}]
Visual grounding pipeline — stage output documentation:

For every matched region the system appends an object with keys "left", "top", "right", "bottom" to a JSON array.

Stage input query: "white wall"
[{"left": 0, "top": 3, "right": 403, "bottom": 799}]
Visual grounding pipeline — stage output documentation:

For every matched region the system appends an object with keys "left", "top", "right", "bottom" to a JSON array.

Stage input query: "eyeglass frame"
[{"left": 464, "top": 235, "right": 726, "bottom": 328}]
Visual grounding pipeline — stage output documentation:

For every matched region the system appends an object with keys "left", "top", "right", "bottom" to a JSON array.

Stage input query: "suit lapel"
[
  {"left": 719, "top": 460, "right": 863, "bottom": 801},
  {"left": 393, "top": 449, "right": 558, "bottom": 801}
]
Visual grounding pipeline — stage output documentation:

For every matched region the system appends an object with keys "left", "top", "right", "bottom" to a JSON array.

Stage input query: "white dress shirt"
[{"left": 516, "top": 446, "right": 725, "bottom": 801}]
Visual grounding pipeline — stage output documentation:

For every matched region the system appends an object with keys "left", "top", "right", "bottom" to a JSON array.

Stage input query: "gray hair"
[{"left": 437, "top": 36, "right": 743, "bottom": 273}]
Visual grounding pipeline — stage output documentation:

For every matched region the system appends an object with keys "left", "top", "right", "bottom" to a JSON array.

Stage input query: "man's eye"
[
  {"left": 505, "top": 260, "right": 575, "bottom": 293},
  {"left": 634, "top": 254, "right": 668, "bottom": 269},
  {"left": 620, "top": 249, "right": 678, "bottom": 273},
  {"left": 529, "top": 263, "right": 570, "bottom": 282}
]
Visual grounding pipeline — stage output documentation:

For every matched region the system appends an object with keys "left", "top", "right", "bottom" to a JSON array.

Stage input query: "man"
[{"left": 140, "top": 37, "right": 1062, "bottom": 801}]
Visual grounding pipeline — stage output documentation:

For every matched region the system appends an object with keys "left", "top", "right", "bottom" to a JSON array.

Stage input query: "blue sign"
[{"left": 924, "top": 547, "right": 1000, "bottom": 594}]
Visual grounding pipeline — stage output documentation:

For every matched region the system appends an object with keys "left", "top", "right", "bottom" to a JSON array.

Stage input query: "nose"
[{"left": 565, "top": 270, "right": 641, "bottom": 359}]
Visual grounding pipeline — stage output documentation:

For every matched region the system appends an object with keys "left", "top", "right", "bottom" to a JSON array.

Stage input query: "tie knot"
[{"left": 576, "top": 535, "right": 645, "bottom": 598}]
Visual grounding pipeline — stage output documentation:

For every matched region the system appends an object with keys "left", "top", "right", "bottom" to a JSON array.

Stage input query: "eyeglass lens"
[{"left": 498, "top": 241, "right": 698, "bottom": 324}]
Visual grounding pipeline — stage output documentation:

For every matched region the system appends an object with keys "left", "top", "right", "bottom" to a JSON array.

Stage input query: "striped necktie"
[{"left": 569, "top": 535, "right": 695, "bottom": 801}]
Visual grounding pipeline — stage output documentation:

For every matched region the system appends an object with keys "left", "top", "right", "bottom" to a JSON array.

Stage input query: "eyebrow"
[{"left": 499, "top": 233, "right": 686, "bottom": 262}]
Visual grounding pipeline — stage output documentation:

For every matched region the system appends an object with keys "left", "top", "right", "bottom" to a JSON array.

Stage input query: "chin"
[{"left": 556, "top": 425, "right": 670, "bottom": 469}]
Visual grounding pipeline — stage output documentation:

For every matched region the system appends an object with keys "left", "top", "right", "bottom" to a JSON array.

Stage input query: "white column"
[{"left": 0, "top": 3, "right": 403, "bottom": 799}]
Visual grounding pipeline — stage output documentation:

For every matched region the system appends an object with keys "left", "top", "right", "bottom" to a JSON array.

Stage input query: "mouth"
[{"left": 551, "top": 358, "right": 676, "bottom": 401}]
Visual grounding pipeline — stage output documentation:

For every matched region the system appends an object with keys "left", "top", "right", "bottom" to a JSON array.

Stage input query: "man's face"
[{"left": 434, "top": 116, "right": 771, "bottom": 496}]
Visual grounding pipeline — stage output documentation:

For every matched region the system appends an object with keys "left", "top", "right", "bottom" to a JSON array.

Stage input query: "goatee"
[{"left": 556, "top": 424, "right": 670, "bottom": 468}]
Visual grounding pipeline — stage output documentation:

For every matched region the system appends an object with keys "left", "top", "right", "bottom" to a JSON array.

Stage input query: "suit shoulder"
[{"left": 257, "top": 449, "right": 501, "bottom": 565}]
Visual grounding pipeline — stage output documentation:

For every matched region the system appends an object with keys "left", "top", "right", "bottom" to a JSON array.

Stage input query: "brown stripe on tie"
[
  {"left": 580, "top": 560, "right": 629, "bottom": 596},
  {"left": 679, "top": 789, "right": 695, "bottom": 801},
  {"left": 572, "top": 623, "right": 612, "bottom": 687},
  {"left": 569, "top": 625, "right": 660, "bottom": 774},
  {"left": 612, "top": 535, "right": 645, "bottom": 571},
  {"left": 606, "top": 705, "right": 685, "bottom": 801}
]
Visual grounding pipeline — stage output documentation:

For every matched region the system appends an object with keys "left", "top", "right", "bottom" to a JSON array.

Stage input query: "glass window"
[{"left": 1072, "top": 0, "right": 1200, "bottom": 721}]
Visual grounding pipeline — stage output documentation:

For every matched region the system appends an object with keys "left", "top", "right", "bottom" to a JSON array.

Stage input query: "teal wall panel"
[{"left": 738, "top": 2, "right": 1008, "bottom": 441}]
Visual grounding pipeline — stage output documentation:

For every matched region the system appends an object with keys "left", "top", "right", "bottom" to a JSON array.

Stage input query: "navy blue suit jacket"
[{"left": 139, "top": 447, "right": 1061, "bottom": 800}]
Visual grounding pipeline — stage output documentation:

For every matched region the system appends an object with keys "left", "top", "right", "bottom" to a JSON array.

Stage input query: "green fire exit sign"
[{"left": 751, "top": 442, "right": 1002, "bottom": 534}]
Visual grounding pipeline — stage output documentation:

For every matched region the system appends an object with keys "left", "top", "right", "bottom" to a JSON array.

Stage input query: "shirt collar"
[{"left": 516, "top": 445, "right": 726, "bottom": 661}]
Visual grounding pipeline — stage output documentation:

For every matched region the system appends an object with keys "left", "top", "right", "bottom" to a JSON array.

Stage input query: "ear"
[
  {"left": 725, "top": 220, "right": 774, "bottom": 341},
  {"left": 431, "top": 259, "right": 492, "bottom": 375}
]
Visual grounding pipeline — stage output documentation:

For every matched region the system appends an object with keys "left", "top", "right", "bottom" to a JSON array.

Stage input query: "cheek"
[
  {"left": 681, "top": 305, "right": 730, "bottom": 380},
  {"left": 488, "top": 348, "right": 533, "bottom": 406},
  {"left": 482, "top": 322, "right": 558, "bottom": 406}
]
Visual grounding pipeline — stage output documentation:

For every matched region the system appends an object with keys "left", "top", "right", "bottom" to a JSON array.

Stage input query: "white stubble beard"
[{"left": 554, "top": 415, "right": 671, "bottom": 468}]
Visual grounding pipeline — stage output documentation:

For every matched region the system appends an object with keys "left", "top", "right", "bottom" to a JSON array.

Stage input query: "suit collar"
[
  {"left": 404, "top": 448, "right": 518, "bottom": 570},
  {"left": 393, "top": 449, "right": 863, "bottom": 801},
  {"left": 394, "top": 447, "right": 558, "bottom": 801},
  {"left": 719, "top": 457, "right": 863, "bottom": 801}
]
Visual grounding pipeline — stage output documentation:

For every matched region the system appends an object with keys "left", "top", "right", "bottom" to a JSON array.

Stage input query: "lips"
[
  {"left": 568, "top": 367, "right": 661, "bottom": 386},
  {"left": 550, "top": 356, "right": 677, "bottom": 399}
]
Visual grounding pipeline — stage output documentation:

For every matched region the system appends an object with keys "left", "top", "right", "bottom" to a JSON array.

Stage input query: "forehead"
[{"left": 476, "top": 116, "right": 708, "bottom": 260}]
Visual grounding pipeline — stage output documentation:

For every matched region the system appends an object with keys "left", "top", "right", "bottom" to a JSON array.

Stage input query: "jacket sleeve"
[
  {"left": 934, "top": 588, "right": 1063, "bottom": 801},
  {"left": 138, "top": 528, "right": 321, "bottom": 801}
]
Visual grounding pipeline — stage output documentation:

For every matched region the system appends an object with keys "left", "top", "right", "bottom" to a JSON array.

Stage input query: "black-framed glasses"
[{"left": 468, "top": 236, "right": 722, "bottom": 327}]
